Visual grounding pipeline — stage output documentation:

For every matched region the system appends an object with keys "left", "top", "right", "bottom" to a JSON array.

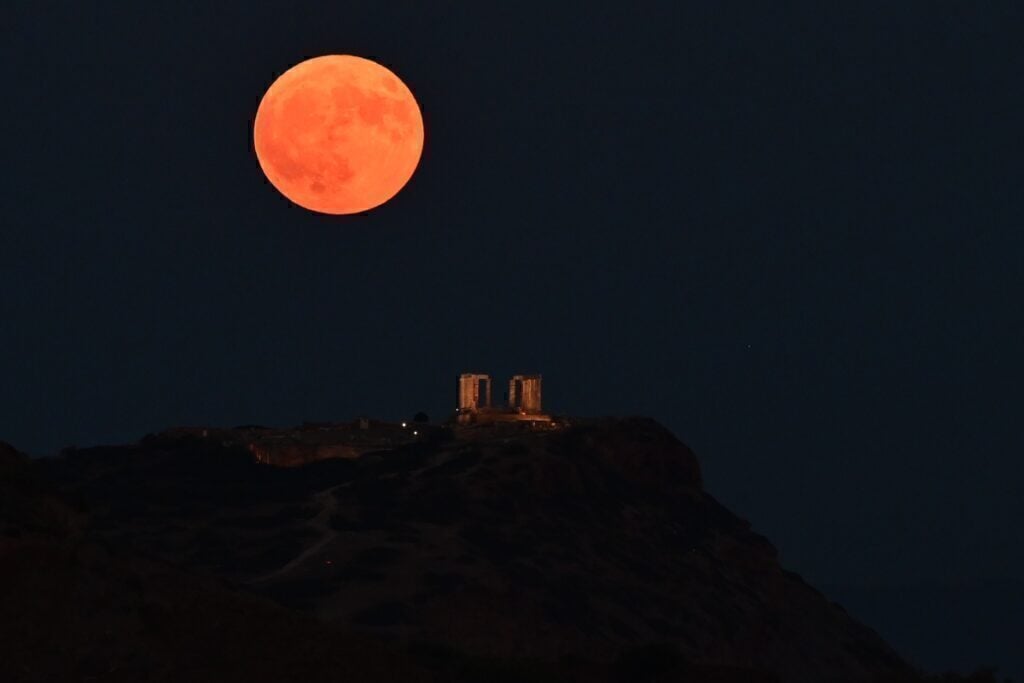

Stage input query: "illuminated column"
[
  {"left": 458, "top": 373, "right": 491, "bottom": 411},
  {"left": 458, "top": 374, "right": 475, "bottom": 410},
  {"left": 522, "top": 374, "right": 542, "bottom": 413},
  {"left": 508, "top": 374, "right": 542, "bottom": 413}
]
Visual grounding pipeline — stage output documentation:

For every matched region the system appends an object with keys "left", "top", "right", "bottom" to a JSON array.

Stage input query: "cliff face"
[{"left": 27, "top": 419, "right": 913, "bottom": 682}]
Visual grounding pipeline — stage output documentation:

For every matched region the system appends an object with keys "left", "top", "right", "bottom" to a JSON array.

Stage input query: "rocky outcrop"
[
  {"left": 249, "top": 441, "right": 362, "bottom": 466},
  {"left": 35, "top": 417, "right": 918, "bottom": 682},
  {"left": 552, "top": 416, "right": 703, "bottom": 491}
]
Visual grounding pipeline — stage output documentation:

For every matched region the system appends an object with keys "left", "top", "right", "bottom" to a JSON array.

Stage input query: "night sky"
[{"left": 3, "top": 0, "right": 1022, "bottom": 642}]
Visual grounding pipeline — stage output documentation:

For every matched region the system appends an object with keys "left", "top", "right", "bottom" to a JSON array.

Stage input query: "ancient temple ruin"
[
  {"left": 456, "top": 372, "right": 551, "bottom": 425},
  {"left": 457, "top": 373, "right": 492, "bottom": 413},
  {"left": 508, "top": 374, "right": 542, "bottom": 413}
]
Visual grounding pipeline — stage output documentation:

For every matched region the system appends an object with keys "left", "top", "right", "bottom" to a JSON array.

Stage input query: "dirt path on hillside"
[{"left": 251, "top": 484, "right": 344, "bottom": 584}]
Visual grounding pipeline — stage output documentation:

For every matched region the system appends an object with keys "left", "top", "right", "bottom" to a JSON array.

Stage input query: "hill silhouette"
[{"left": 1, "top": 423, "right": 1009, "bottom": 682}]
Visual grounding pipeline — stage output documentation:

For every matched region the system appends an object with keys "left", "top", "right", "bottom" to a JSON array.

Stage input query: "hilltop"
[{"left": 2, "top": 420, "right": 999, "bottom": 682}]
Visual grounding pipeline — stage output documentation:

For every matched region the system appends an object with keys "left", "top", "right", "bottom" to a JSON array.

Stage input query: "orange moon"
[{"left": 253, "top": 55, "right": 424, "bottom": 215}]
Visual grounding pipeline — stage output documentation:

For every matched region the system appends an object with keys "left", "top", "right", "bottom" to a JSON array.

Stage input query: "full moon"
[{"left": 254, "top": 55, "right": 424, "bottom": 215}]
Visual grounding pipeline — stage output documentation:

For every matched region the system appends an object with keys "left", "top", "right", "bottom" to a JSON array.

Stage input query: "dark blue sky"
[{"left": 2, "top": 0, "right": 1022, "bottom": 599}]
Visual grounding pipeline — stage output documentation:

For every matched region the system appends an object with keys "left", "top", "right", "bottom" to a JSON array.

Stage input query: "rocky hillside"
[{"left": 17, "top": 418, "right": 929, "bottom": 682}]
